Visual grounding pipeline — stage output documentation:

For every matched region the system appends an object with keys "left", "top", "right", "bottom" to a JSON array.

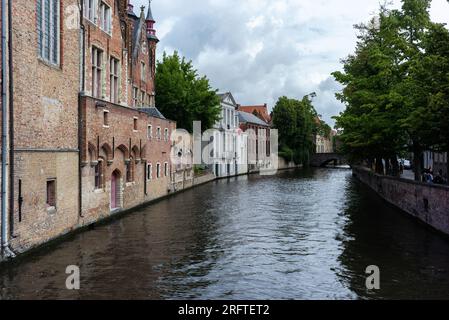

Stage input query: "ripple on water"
[{"left": 1, "top": 169, "right": 449, "bottom": 300}]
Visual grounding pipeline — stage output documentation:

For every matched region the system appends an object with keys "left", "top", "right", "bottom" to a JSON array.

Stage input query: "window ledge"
[
  {"left": 37, "top": 58, "right": 61, "bottom": 71},
  {"left": 103, "top": 125, "right": 110, "bottom": 129},
  {"left": 83, "top": 17, "right": 98, "bottom": 27},
  {"left": 100, "top": 29, "right": 112, "bottom": 37},
  {"left": 47, "top": 207, "right": 57, "bottom": 214},
  {"left": 125, "top": 182, "right": 135, "bottom": 187},
  {"left": 94, "top": 188, "right": 105, "bottom": 194}
]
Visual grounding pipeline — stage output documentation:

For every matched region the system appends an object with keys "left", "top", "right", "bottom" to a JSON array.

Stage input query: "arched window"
[
  {"left": 156, "top": 163, "right": 161, "bottom": 179},
  {"left": 94, "top": 159, "right": 104, "bottom": 189},
  {"left": 164, "top": 162, "right": 169, "bottom": 177},
  {"left": 126, "top": 157, "right": 134, "bottom": 182},
  {"left": 147, "top": 163, "right": 152, "bottom": 181}
]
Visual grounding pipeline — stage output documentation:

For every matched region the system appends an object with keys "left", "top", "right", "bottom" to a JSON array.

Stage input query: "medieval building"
[{"left": 0, "top": 0, "right": 182, "bottom": 257}]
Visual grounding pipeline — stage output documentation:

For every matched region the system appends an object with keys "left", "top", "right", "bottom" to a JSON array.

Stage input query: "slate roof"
[
  {"left": 127, "top": 5, "right": 138, "bottom": 19},
  {"left": 238, "top": 111, "right": 269, "bottom": 127},
  {"left": 238, "top": 105, "right": 271, "bottom": 123},
  {"left": 218, "top": 92, "right": 237, "bottom": 106},
  {"left": 146, "top": 1, "right": 155, "bottom": 21},
  {"left": 141, "top": 107, "right": 166, "bottom": 119}
]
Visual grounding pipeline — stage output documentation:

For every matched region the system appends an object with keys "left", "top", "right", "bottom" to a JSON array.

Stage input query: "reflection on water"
[{"left": 1, "top": 168, "right": 449, "bottom": 300}]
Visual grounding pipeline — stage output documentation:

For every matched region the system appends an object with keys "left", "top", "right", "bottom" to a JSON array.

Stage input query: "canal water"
[{"left": 1, "top": 168, "right": 449, "bottom": 300}]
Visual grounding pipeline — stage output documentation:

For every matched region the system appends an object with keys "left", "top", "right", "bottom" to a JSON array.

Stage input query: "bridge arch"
[{"left": 310, "top": 153, "right": 348, "bottom": 167}]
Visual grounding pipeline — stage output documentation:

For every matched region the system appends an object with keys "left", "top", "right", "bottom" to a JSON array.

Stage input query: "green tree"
[
  {"left": 403, "top": 23, "right": 449, "bottom": 179},
  {"left": 155, "top": 52, "right": 221, "bottom": 132},
  {"left": 332, "top": 0, "right": 438, "bottom": 178},
  {"left": 333, "top": 8, "right": 406, "bottom": 174},
  {"left": 393, "top": 0, "right": 432, "bottom": 180},
  {"left": 272, "top": 95, "right": 320, "bottom": 165}
]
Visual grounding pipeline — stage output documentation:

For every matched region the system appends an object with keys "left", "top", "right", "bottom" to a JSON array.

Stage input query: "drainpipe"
[
  {"left": 7, "top": 0, "right": 13, "bottom": 238},
  {"left": 1, "top": 0, "right": 9, "bottom": 253},
  {"left": 78, "top": 0, "right": 85, "bottom": 217},
  {"left": 1, "top": 0, "right": 14, "bottom": 259}
]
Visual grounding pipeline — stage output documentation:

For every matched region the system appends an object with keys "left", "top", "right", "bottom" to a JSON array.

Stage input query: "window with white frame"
[
  {"left": 92, "top": 47, "right": 103, "bottom": 98},
  {"left": 147, "top": 163, "right": 152, "bottom": 181},
  {"left": 156, "top": 127, "right": 161, "bottom": 140},
  {"left": 99, "top": 1, "right": 111, "bottom": 33},
  {"left": 147, "top": 125, "right": 153, "bottom": 139},
  {"left": 141, "top": 62, "right": 146, "bottom": 82},
  {"left": 132, "top": 87, "right": 138, "bottom": 107},
  {"left": 164, "top": 128, "right": 169, "bottom": 141},
  {"left": 141, "top": 90, "right": 146, "bottom": 106},
  {"left": 84, "top": 0, "right": 97, "bottom": 22},
  {"left": 110, "top": 57, "right": 119, "bottom": 103},
  {"left": 156, "top": 163, "right": 161, "bottom": 179},
  {"left": 149, "top": 94, "right": 155, "bottom": 107},
  {"left": 37, "top": 0, "right": 60, "bottom": 65},
  {"left": 164, "top": 162, "right": 169, "bottom": 177},
  {"left": 46, "top": 179, "right": 57, "bottom": 208}
]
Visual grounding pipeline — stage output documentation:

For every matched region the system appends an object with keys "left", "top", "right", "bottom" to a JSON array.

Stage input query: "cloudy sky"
[{"left": 133, "top": 0, "right": 449, "bottom": 126}]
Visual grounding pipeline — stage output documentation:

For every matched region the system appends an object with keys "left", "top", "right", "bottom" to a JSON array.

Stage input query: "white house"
[{"left": 211, "top": 92, "right": 244, "bottom": 177}]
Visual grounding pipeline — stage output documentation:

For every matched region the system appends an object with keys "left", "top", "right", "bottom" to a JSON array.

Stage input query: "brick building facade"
[
  {"left": 4, "top": 0, "right": 81, "bottom": 253},
  {"left": 1, "top": 0, "right": 182, "bottom": 257},
  {"left": 79, "top": 1, "right": 176, "bottom": 226},
  {"left": 238, "top": 111, "right": 271, "bottom": 173}
]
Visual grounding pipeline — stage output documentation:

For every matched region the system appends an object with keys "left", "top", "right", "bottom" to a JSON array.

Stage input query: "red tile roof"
[{"left": 237, "top": 104, "right": 271, "bottom": 123}]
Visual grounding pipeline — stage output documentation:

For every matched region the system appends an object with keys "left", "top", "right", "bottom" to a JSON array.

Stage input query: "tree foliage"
[
  {"left": 272, "top": 95, "right": 320, "bottom": 165},
  {"left": 333, "top": 0, "right": 449, "bottom": 180},
  {"left": 155, "top": 52, "right": 221, "bottom": 132}
]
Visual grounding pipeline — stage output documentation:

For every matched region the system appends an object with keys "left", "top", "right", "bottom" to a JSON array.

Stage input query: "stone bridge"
[{"left": 310, "top": 153, "right": 348, "bottom": 167}]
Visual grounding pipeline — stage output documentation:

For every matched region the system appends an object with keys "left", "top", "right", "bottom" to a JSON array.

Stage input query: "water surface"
[{"left": 1, "top": 169, "right": 449, "bottom": 300}]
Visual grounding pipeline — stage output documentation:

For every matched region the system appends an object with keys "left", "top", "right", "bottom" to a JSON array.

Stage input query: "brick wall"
[
  {"left": 7, "top": 0, "right": 81, "bottom": 254},
  {"left": 78, "top": 1, "right": 172, "bottom": 226},
  {"left": 80, "top": 96, "right": 175, "bottom": 225},
  {"left": 353, "top": 166, "right": 449, "bottom": 236},
  {"left": 83, "top": 0, "right": 129, "bottom": 103}
]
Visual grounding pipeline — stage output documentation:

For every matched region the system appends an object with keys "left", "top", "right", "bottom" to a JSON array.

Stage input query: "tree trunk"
[
  {"left": 375, "top": 158, "right": 384, "bottom": 175},
  {"left": 367, "top": 158, "right": 374, "bottom": 170},
  {"left": 446, "top": 150, "right": 449, "bottom": 185},
  {"left": 391, "top": 156, "right": 399, "bottom": 177},
  {"left": 413, "top": 142, "right": 423, "bottom": 182},
  {"left": 385, "top": 158, "right": 391, "bottom": 176}
]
